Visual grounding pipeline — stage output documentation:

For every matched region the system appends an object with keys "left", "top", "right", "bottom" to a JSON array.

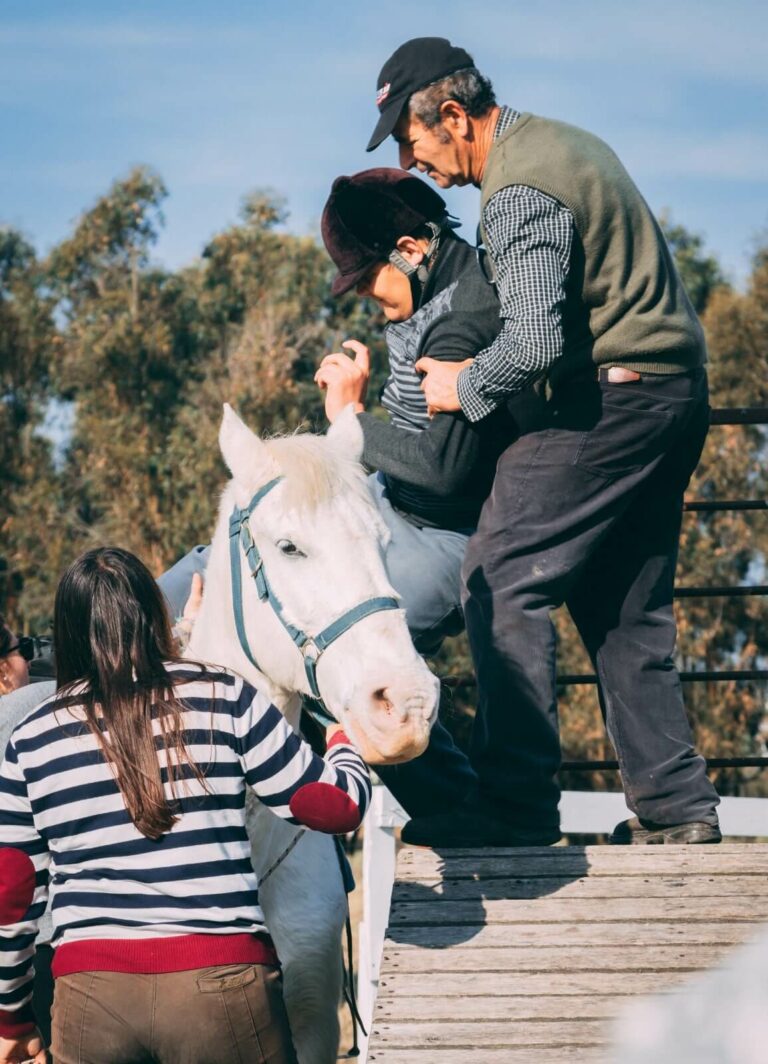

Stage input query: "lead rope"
[
  {"left": 259, "top": 830, "right": 367, "bottom": 1057},
  {"left": 334, "top": 835, "right": 367, "bottom": 1058},
  {"left": 258, "top": 828, "right": 306, "bottom": 887}
]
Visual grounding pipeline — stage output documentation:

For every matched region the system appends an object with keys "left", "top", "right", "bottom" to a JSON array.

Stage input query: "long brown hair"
[{"left": 54, "top": 547, "right": 207, "bottom": 840}]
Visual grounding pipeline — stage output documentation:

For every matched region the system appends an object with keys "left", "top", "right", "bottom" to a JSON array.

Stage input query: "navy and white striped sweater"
[{"left": 0, "top": 663, "right": 371, "bottom": 1038}]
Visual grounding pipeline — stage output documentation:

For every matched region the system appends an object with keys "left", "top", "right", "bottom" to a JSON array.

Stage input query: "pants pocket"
[
  {"left": 196, "top": 962, "right": 258, "bottom": 993},
  {"left": 195, "top": 964, "right": 296, "bottom": 1064},
  {"left": 571, "top": 401, "right": 676, "bottom": 478}
]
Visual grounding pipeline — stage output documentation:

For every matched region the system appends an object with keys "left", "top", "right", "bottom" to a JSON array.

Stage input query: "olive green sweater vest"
[{"left": 480, "top": 113, "right": 706, "bottom": 387}]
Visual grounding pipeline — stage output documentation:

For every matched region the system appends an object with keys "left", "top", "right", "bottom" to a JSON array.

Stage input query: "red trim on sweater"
[
  {"left": 51, "top": 933, "right": 278, "bottom": 978},
  {"left": 289, "top": 781, "right": 361, "bottom": 832},
  {"left": 326, "top": 729, "right": 352, "bottom": 750},
  {"left": 0, "top": 1003, "right": 35, "bottom": 1040},
  {"left": 0, "top": 848, "right": 36, "bottom": 925}
]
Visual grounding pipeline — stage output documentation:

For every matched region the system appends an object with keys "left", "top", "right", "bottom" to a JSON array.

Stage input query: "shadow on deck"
[{"left": 367, "top": 843, "right": 768, "bottom": 1063}]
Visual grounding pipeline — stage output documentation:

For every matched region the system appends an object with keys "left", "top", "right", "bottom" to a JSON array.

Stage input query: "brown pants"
[{"left": 51, "top": 964, "right": 298, "bottom": 1064}]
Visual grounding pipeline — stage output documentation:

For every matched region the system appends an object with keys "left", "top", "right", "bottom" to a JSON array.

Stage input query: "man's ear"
[
  {"left": 440, "top": 99, "right": 470, "bottom": 137},
  {"left": 394, "top": 234, "right": 427, "bottom": 266}
]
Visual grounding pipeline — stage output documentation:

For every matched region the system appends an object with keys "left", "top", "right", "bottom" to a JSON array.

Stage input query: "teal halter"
[{"left": 228, "top": 476, "right": 400, "bottom": 723}]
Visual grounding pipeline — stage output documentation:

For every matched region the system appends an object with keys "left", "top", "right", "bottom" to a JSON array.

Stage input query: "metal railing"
[{"left": 444, "top": 405, "right": 768, "bottom": 775}]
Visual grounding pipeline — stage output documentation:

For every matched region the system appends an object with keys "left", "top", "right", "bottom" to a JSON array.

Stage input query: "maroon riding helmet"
[{"left": 321, "top": 168, "right": 449, "bottom": 296}]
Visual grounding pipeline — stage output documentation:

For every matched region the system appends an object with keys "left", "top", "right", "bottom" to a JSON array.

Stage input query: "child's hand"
[{"left": 315, "top": 340, "right": 370, "bottom": 421}]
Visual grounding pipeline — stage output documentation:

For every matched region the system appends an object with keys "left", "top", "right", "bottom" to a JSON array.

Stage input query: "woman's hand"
[
  {"left": 0, "top": 1029, "right": 47, "bottom": 1063},
  {"left": 182, "top": 572, "right": 204, "bottom": 626},
  {"left": 315, "top": 340, "right": 370, "bottom": 422},
  {"left": 173, "top": 572, "right": 204, "bottom": 652}
]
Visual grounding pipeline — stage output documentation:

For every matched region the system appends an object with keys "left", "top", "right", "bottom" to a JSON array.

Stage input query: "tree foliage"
[
  {"left": 659, "top": 212, "right": 729, "bottom": 313},
  {"left": 0, "top": 229, "right": 62, "bottom": 621},
  {"left": 1, "top": 180, "right": 765, "bottom": 798},
  {"left": 0, "top": 169, "right": 385, "bottom": 628}
]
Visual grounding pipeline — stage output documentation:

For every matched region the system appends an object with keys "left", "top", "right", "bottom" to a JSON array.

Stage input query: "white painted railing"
[{"left": 355, "top": 782, "right": 768, "bottom": 1062}]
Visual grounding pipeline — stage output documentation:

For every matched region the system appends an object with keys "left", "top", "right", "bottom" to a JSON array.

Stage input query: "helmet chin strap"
[{"left": 387, "top": 220, "right": 444, "bottom": 303}]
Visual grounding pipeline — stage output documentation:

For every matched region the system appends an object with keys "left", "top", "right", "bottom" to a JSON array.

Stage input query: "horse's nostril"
[{"left": 372, "top": 688, "right": 394, "bottom": 714}]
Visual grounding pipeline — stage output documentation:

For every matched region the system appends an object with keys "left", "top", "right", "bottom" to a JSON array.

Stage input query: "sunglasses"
[{"left": 4, "top": 635, "right": 37, "bottom": 662}]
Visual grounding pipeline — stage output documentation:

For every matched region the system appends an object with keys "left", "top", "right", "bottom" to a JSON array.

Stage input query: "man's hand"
[
  {"left": 414, "top": 357, "right": 472, "bottom": 416},
  {"left": 0, "top": 1029, "right": 47, "bottom": 1063},
  {"left": 315, "top": 340, "right": 370, "bottom": 422}
]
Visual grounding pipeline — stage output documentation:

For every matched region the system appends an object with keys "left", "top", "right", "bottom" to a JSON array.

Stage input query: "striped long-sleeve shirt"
[{"left": 0, "top": 663, "right": 371, "bottom": 1038}]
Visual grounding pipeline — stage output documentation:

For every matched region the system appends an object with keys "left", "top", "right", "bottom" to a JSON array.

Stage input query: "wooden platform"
[{"left": 366, "top": 843, "right": 768, "bottom": 1062}]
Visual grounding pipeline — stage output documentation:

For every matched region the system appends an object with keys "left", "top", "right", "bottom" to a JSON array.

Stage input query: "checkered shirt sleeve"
[{"left": 457, "top": 111, "right": 575, "bottom": 422}]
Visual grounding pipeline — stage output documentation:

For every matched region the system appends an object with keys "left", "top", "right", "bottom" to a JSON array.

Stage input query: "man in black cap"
[{"left": 365, "top": 37, "right": 721, "bottom": 846}]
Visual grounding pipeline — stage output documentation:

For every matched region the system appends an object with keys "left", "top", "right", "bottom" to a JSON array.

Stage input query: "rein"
[{"left": 228, "top": 476, "right": 399, "bottom": 724}]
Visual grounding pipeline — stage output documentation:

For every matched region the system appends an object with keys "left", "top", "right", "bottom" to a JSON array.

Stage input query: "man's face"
[{"left": 393, "top": 112, "right": 471, "bottom": 188}]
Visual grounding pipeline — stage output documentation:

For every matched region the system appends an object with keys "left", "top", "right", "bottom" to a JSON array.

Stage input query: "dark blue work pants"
[{"left": 462, "top": 367, "right": 720, "bottom": 830}]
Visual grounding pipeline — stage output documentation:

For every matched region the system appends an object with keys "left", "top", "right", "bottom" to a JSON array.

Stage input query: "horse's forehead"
[
  {"left": 258, "top": 480, "right": 387, "bottom": 552},
  {"left": 286, "top": 490, "right": 383, "bottom": 541}
]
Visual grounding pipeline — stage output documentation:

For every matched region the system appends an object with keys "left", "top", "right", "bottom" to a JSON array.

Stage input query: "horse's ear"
[
  {"left": 326, "top": 405, "right": 364, "bottom": 462},
  {"left": 219, "top": 404, "right": 279, "bottom": 489}
]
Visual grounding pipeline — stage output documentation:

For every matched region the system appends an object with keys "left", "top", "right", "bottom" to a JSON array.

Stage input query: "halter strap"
[{"left": 228, "top": 478, "right": 400, "bottom": 720}]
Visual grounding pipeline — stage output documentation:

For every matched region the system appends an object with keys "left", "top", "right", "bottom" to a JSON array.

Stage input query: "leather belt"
[{"left": 598, "top": 366, "right": 642, "bottom": 384}]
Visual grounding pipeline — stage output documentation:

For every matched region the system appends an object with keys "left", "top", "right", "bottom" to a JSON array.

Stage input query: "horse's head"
[{"left": 211, "top": 404, "right": 440, "bottom": 765}]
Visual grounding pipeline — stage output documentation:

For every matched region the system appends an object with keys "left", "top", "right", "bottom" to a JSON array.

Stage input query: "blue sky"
[{"left": 2, "top": 0, "right": 767, "bottom": 286}]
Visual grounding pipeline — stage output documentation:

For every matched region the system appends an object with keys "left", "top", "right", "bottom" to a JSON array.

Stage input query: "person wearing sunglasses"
[
  {"left": 0, "top": 623, "right": 33, "bottom": 694},
  {"left": 1, "top": 618, "right": 58, "bottom": 1052},
  {"left": 0, "top": 623, "right": 56, "bottom": 745}
]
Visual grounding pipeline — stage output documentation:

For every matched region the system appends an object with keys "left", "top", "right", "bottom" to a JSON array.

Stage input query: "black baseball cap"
[
  {"left": 321, "top": 168, "right": 448, "bottom": 296},
  {"left": 367, "top": 37, "right": 475, "bottom": 152}
]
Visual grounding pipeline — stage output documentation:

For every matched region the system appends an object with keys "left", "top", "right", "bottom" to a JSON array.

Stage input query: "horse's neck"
[{"left": 187, "top": 509, "right": 301, "bottom": 729}]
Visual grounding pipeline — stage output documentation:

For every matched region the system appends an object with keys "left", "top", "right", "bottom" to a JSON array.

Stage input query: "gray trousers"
[{"left": 158, "top": 474, "right": 478, "bottom": 817}]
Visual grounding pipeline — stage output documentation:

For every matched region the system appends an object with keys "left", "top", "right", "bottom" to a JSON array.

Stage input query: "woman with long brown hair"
[{"left": 0, "top": 547, "right": 371, "bottom": 1064}]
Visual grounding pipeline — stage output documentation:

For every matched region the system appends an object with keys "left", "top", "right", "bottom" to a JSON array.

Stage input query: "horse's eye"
[{"left": 276, "top": 539, "right": 306, "bottom": 558}]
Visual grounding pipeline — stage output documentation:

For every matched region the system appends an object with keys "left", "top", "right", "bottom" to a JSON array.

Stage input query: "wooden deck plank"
[
  {"left": 375, "top": 994, "right": 641, "bottom": 1020},
  {"left": 388, "top": 895, "right": 768, "bottom": 924},
  {"left": 377, "top": 971, "right": 694, "bottom": 996},
  {"left": 398, "top": 850, "right": 768, "bottom": 880},
  {"left": 367, "top": 1050, "right": 605, "bottom": 1063},
  {"left": 399, "top": 843, "right": 763, "bottom": 860},
  {"left": 392, "top": 873, "right": 768, "bottom": 900},
  {"left": 383, "top": 920, "right": 761, "bottom": 948},
  {"left": 379, "top": 944, "right": 738, "bottom": 973},
  {"left": 369, "top": 1019, "right": 610, "bottom": 1046},
  {"left": 367, "top": 844, "right": 768, "bottom": 1060}
]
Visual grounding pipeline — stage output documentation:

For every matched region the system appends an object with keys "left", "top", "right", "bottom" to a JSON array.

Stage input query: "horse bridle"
[{"left": 228, "top": 476, "right": 400, "bottom": 725}]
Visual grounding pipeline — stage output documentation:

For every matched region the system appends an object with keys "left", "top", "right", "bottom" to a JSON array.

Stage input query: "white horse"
[{"left": 188, "top": 404, "right": 440, "bottom": 1063}]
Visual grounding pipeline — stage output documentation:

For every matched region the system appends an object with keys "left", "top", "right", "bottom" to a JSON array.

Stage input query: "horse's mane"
[{"left": 263, "top": 432, "right": 371, "bottom": 513}]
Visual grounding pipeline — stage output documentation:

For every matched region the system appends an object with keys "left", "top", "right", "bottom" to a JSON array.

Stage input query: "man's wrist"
[{"left": 457, "top": 364, "right": 498, "bottom": 422}]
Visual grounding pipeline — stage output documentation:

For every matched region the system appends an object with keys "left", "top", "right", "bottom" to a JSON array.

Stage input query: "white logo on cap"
[{"left": 376, "top": 82, "right": 391, "bottom": 107}]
